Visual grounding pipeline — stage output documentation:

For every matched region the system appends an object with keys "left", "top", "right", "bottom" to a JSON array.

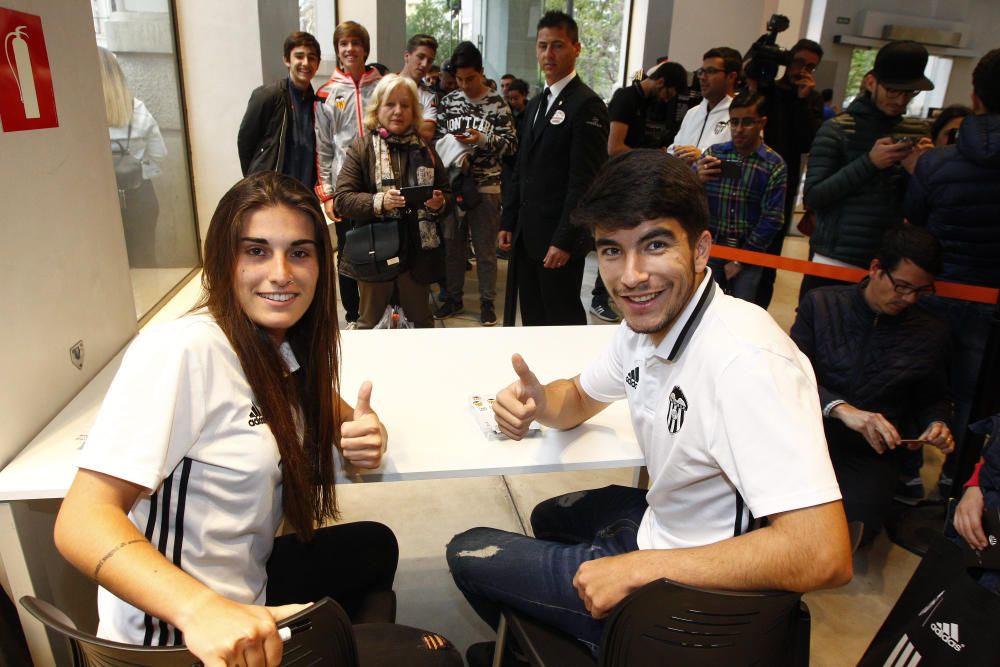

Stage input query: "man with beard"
[{"left": 448, "top": 150, "right": 852, "bottom": 665}]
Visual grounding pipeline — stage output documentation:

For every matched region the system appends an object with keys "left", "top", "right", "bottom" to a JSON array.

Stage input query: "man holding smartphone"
[
  {"left": 801, "top": 40, "right": 934, "bottom": 300},
  {"left": 790, "top": 225, "right": 954, "bottom": 546},
  {"left": 696, "top": 91, "right": 786, "bottom": 301},
  {"left": 435, "top": 42, "right": 517, "bottom": 326}
]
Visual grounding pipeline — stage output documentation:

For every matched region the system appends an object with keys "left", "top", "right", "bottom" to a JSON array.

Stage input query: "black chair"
[
  {"left": 20, "top": 595, "right": 355, "bottom": 666},
  {"left": 20, "top": 595, "right": 462, "bottom": 667},
  {"left": 497, "top": 578, "right": 811, "bottom": 667}
]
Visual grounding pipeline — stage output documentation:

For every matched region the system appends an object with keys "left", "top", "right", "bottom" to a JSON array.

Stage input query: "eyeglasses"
[
  {"left": 696, "top": 67, "right": 724, "bottom": 77},
  {"left": 885, "top": 269, "right": 935, "bottom": 296},
  {"left": 883, "top": 87, "right": 920, "bottom": 99},
  {"left": 790, "top": 58, "right": 818, "bottom": 73},
  {"left": 729, "top": 117, "right": 762, "bottom": 128}
]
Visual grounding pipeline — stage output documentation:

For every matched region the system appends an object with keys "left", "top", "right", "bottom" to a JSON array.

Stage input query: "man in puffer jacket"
[
  {"left": 801, "top": 41, "right": 933, "bottom": 300},
  {"left": 791, "top": 225, "right": 955, "bottom": 545},
  {"left": 904, "top": 48, "right": 1000, "bottom": 496}
]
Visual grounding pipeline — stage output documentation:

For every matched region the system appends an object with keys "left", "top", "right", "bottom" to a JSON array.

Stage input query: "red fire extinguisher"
[{"left": 5, "top": 25, "right": 40, "bottom": 119}]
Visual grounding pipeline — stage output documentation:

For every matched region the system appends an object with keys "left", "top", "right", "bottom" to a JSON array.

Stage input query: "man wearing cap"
[
  {"left": 800, "top": 40, "right": 934, "bottom": 300},
  {"left": 607, "top": 60, "right": 689, "bottom": 156}
]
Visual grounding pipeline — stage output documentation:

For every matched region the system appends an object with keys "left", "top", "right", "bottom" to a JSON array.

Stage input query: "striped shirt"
[{"left": 702, "top": 141, "right": 787, "bottom": 252}]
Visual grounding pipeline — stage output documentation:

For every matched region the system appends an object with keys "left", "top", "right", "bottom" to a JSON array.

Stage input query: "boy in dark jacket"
[{"left": 237, "top": 32, "right": 321, "bottom": 188}]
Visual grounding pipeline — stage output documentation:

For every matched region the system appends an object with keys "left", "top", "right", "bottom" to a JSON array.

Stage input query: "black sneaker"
[
  {"left": 433, "top": 300, "right": 464, "bottom": 320},
  {"left": 894, "top": 477, "right": 925, "bottom": 505},
  {"left": 589, "top": 300, "right": 620, "bottom": 322},
  {"left": 481, "top": 301, "right": 497, "bottom": 326}
]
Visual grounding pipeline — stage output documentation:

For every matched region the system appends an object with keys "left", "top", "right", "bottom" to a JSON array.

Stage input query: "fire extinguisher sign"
[{"left": 1, "top": 8, "right": 58, "bottom": 132}]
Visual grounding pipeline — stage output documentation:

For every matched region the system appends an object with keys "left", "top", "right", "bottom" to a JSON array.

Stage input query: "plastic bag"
[{"left": 373, "top": 305, "right": 414, "bottom": 330}]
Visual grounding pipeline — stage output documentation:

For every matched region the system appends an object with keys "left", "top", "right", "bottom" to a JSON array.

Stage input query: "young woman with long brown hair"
[{"left": 54, "top": 172, "right": 396, "bottom": 666}]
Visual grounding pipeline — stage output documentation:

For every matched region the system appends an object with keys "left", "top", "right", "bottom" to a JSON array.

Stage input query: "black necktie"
[{"left": 532, "top": 87, "right": 551, "bottom": 136}]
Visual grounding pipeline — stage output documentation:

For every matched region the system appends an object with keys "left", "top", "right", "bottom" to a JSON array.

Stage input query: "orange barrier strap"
[{"left": 709, "top": 245, "right": 1000, "bottom": 305}]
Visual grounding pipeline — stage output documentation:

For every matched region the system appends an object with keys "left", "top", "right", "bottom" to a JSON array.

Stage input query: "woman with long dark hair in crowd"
[
  {"left": 335, "top": 74, "right": 450, "bottom": 328},
  {"left": 54, "top": 172, "right": 398, "bottom": 666}
]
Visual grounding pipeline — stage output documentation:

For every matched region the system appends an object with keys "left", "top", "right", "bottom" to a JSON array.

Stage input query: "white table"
[{"left": 0, "top": 325, "right": 641, "bottom": 664}]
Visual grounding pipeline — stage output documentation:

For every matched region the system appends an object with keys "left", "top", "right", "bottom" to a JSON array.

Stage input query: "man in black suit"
[{"left": 499, "top": 10, "right": 609, "bottom": 326}]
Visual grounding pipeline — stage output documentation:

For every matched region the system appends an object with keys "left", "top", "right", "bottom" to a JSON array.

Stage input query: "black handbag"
[
  {"left": 344, "top": 220, "right": 401, "bottom": 280},
  {"left": 858, "top": 536, "right": 1000, "bottom": 666}
]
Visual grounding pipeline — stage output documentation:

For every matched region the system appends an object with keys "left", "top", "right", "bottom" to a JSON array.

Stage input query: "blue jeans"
[
  {"left": 708, "top": 257, "right": 764, "bottom": 302},
  {"left": 446, "top": 485, "right": 648, "bottom": 652}
]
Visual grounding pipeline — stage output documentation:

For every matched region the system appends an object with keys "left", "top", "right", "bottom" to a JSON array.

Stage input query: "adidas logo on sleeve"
[
  {"left": 248, "top": 404, "right": 266, "bottom": 427},
  {"left": 625, "top": 367, "right": 640, "bottom": 389}
]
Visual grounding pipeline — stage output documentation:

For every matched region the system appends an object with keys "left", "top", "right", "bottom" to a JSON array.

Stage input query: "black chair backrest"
[
  {"left": 19, "top": 595, "right": 357, "bottom": 667},
  {"left": 597, "top": 578, "right": 803, "bottom": 667}
]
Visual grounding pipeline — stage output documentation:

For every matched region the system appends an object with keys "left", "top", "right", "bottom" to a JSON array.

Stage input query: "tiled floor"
[{"left": 323, "top": 234, "right": 940, "bottom": 666}]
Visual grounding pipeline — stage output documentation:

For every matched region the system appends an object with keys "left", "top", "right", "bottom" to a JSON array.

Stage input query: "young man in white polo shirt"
[{"left": 447, "top": 149, "right": 852, "bottom": 664}]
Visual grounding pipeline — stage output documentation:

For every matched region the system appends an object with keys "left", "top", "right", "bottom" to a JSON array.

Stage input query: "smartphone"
[
  {"left": 452, "top": 129, "right": 473, "bottom": 139},
  {"left": 899, "top": 439, "right": 932, "bottom": 448},
  {"left": 893, "top": 136, "right": 916, "bottom": 146},
  {"left": 719, "top": 160, "right": 741, "bottom": 179},
  {"left": 399, "top": 185, "right": 435, "bottom": 207}
]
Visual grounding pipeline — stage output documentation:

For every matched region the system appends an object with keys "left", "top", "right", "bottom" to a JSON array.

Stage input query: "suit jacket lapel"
[{"left": 526, "top": 76, "right": 578, "bottom": 153}]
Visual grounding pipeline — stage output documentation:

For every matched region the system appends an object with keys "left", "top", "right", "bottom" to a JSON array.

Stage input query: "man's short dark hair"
[
  {"left": 428, "top": 64, "right": 441, "bottom": 74},
  {"left": 730, "top": 90, "right": 767, "bottom": 117},
  {"left": 406, "top": 34, "right": 438, "bottom": 54},
  {"left": 508, "top": 78, "right": 529, "bottom": 96},
  {"left": 537, "top": 10, "right": 578, "bottom": 43},
  {"left": 650, "top": 61, "right": 689, "bottom": 91},
  {"left": 283, "top": 31, "right": 321, "bottom": 60},
  {"left": 501, "top": 73, "right": 515, "bottom": 81},
  {"left": 874, "top": 225, "right": 943, "bottom": 276},
  {"left": 973, "top": 48, "right": 1000, "bottom": 113},
  {"left": 451, "top": 41, "right": 483, "bottom": 71},
  {"left": 790, "top": 38, "right": 823, "bottom": 61},
  {"left": 930, "top": 104, "right": 972, "bottom": 141},
  {"left": 573, "top": 150, "right": 708, "bottom": 245},
  {"left": 704, "top": 47, "right": 742, "bottom": 75}
]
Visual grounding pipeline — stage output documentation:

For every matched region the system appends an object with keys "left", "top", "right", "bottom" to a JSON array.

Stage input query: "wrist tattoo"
[{"left": 93, "top": 539, "right": 144, "bottom": 581}]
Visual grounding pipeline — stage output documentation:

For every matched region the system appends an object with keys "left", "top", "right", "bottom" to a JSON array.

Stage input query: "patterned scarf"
[{"left": 372, "top": 128, "right": 441, "bottom": 249}]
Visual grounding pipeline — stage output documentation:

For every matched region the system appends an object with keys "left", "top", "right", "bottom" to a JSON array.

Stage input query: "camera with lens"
[{"left": 744, "top": 14, "right": 791, "bottom": 87}]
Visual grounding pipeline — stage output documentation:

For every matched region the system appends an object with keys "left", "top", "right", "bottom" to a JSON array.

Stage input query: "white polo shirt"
[
  {"left": 78, "top": 313, "right": 292, "bottom": 646},
  {"left": 580, "top": 273, "right": 841, "bottom": 550}
]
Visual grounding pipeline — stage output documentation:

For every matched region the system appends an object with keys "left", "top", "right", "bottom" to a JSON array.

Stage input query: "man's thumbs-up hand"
[
  {"left": 341, "top": 381, "right": 386, "bottom": 468},
  {"left": 494, "top": 354, "right": 546, "bottom": 440}
]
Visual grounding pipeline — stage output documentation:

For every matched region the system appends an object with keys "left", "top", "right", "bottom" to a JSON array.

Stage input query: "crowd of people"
[{"left": 48, "top": 9, "right": 1000, "bottom": 667}]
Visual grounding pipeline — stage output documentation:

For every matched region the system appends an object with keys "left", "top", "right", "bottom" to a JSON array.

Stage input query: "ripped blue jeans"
[{"left": 446, "top": 485, "right": 647, "bottom": 652}]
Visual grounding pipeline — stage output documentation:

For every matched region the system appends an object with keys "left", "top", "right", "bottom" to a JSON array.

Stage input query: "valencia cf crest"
[
  {"left": 334, "top": 96, "right": 347, "bottom": 111},
  {"left": 666, "top": 386, "right": 687, "bottom": 434}
]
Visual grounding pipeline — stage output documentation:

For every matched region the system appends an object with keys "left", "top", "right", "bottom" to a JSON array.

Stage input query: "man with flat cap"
[{"left": 800, "top": 40, "right": 934, "bottom": 299}]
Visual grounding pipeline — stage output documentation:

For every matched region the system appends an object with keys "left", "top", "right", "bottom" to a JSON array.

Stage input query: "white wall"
[
  {"left": 668, "top": 0, "right": 770, "bottom": 70},
  {"left": 175, "top": 0, "right": 263, "bottom": 243},
  {"left": 812, "top": 0, "right": 1000, "bottom": 109},
  {"left": 1, "top": 0, "right": 137, "bottom": 468}
]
